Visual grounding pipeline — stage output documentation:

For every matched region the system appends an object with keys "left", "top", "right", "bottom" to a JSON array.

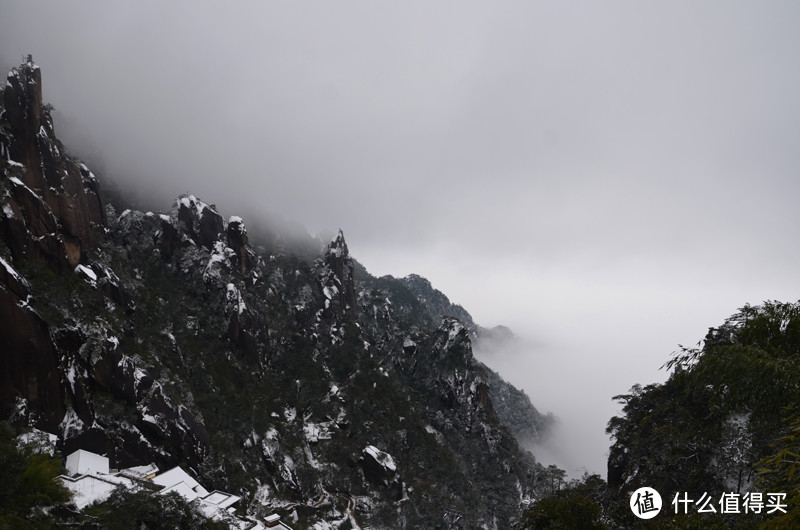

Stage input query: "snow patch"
[
  {"left": 0, "top": 256, "right": 25, "bottom": 285},
  {"left": 364, "top": 445, "right": 397, "bottom": 472},
  {"left": 16, "top": 428, "right": 59, "bottom": 456},
  {"left": 74, "top": 264, "right": 97, "bottom": 286},
  {"left": 304, "top": 422, "right": 333, "bottom": 443},
  {"left": 60, "top": 408, "right": 85, "bottom": 438},
  {"left": 203, "top": 241, "right": 235, "bottom": 283},
  {"left": 226, "top": 283, "right": 247, "bottom": 315}
]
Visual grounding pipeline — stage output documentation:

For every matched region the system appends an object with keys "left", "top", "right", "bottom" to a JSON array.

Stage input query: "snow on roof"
[
  {"left": 59, "top": 473, "right": 136, "bottom": 509},
  {"left": 58, "top": 450, "right": 243, "bottom": 522},
  {"left": 119, "top": 462, "right": 159, "bottom": 479},
  {"left": 66, "top": 449, "right": 109, "bottom": 476},
  {"left": 265, "top": 514, "right": 294, "bottom": 528},
  {"left": 159, "top": 480, "right": 201, "bottom": 502},
  {"left": 203, "top": 490, "right": 241, "bottom": 509},
  {"left": 151, "top": 466, "right": 209, "bottom": 498}
]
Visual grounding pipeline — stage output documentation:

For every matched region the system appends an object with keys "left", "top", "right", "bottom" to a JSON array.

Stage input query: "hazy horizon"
[{"left": 3, "top": 1, "right": 800, "bottom": 477}]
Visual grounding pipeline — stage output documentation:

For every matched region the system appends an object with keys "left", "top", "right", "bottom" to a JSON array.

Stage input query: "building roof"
[
  {"left": 151, "top": 466, "right": 209, "bottom": 497},
  {"left": 204, "top": 490, "right": 242, "bottom": 509},
  {"left": 59, "top": 449, "right": 244, "bottom": 525},
  {"left": 58, "top": 472, "right": 135, "bottom": 509},
  {"left": 119, "top": 462, "right": 159, "bottom": 479},
  {"left": 65, "top": 449, "right": 109, "bottom": 476}
]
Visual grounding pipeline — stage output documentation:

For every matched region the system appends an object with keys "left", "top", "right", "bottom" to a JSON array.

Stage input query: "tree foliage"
[
  {"left": 516, "top": 495, "right": 604, "bottom": 529},
  {"left": 0, "top": 423, "right": 72, "bottom": 529},
  {"left": 606, "top": 301, "right": 800, "bottom": 527},
  {"left": 516, "top": 473, "right": 629, "bottom": 529},
  {"left": 81, "top": 488, "right": 229, "bottom": 530},
  {"left": 756, "top": 411, "right": 800, "bottom": 529}
]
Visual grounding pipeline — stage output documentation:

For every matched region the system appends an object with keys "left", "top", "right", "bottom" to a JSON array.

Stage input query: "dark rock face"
[
  {"left": 0, "top": 59, "right": 107, "bottom": 434},
  {"left": 481, "top": 363, "right": 554, "bottom": 445},
  {"left": 1, "top": 60, "right": 105, "bottom": 269},
  {"left": 3, "top": 61, "right": 44, "bottom": 181},
  {"left": 0, "top": 264, "right": 65, "bottom": 432},
  {"left": 400, "top": 273, "right": 480, "bottom": 337},
  {"left": 360, "top": 445, "right": 403, "bottom": 501},
  {"left": 177, "top": 195, "right": 224, "bottom": 249},
  {"left": 0, "top": 61, "right": 209, "bottom": 470},
  {"left": 226, "top": 218, "right": 255, "bottom": 273},
  {"left": 1, "top": 61, "right": 553, "bottom": 528},
  {"left": 320, "top": 230, "right": 357, "bottom": 315},
  {"left": 158, "top": 216, "right": 180, "bottom": 259}
]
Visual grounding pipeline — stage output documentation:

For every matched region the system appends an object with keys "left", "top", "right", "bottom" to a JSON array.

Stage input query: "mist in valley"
[{"left": 3, "top": 1, "right": 800, "bottom": 482}]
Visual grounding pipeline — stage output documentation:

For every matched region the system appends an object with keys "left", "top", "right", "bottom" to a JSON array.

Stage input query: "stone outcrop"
[
  {"left": 0, "top": 259, "right": 65, "bottom": 432},
  {"left": 177, "top": 195, "right": 224, "bottom": 250},
  {"left": 319, "top": 230, "right": 357, "bottom": 315},
  {"left": 226, "top": 217, "right": 255, "bottom": 273},
  {"left": 360, "top": 445, "right": 403, "bottom": 501},
  {"left": 0, "top": 61, "right": 209, "bottom": 470},
  {"left": 1, "top": 59, "right": 105, "bottom": 269},
  {"left": 0, "top": 60, "right": 552, "bottom": 528}
]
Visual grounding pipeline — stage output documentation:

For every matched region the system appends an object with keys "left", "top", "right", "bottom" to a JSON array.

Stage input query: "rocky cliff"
[{"left": 0, "top": 60, "right": 553, "bottom": 528}]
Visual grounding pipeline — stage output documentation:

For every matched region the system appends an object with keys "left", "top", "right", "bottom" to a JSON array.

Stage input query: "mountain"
[
  {"left": 516, "top": 301, "right": 800, "bottom": 529},
  {"left": 397, "top": 273, "right": 482, "bottom": 338},
  {"left": 603, "top": 301, "right": 800, "bottom": 527},
  {"left": 0, "top": 59, "right": 554, "bottom": 528},
  {"left": 383, "top": 273, "right": 553, "bottom": 445}
]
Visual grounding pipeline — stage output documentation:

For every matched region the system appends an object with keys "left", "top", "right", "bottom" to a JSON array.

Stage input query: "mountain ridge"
[{"left": 1, "top": 59, "right": 553, "bottom": 528}]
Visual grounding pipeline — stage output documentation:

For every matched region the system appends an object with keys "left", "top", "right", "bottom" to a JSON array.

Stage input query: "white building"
[
  {"left": 56, "top": 449, "right": 300, "bottom": 528},
  {"left": 65, "top": 448, "right": 109, "bottom": 476},
  {"left": 59, "top": 470, "right": 137, "bottom": 509},
  {"left": 58, "top": 449, "right": 245, "bottom": 525}
]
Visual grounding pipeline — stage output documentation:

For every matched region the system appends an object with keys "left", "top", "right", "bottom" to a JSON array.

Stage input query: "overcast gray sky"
[{"left": 3, "top": 1, "right": 800, "bottom": 476}]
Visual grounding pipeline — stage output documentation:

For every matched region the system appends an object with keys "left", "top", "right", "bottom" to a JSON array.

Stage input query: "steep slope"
[
  {"left": 0, "top": 60, "right": 554, "bottom": 528},
  {"left": 399, "top": 273, "right": 481, "bottom": 337},
  {"left": 605, "top": 301, "right": 800, "bottom": 527},
  {"left": 393, "top": 273, "right": 553, "bottom": 446}
]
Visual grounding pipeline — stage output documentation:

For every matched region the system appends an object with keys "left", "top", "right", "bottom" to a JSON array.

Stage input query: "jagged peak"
[
  {"left": 23, "top": 53, "right": 38, "bottom": 69},
  {"left": 5, "top": 57, "right": 42, "bottom": 96},
  {"left": 1, "top": 59, "right": 105, "bottom": 268},
  {"left": 326, "top": 228, "right": 349, "bottom": 259},
  {"left": 176, "top": 194, "right": 219, "bottom": 219},
  {"left": 402, "top": 273, "right": 431, "bottom": 288},
  {"left": 228, "top": 215, "right": 246, "bottom": 231}
]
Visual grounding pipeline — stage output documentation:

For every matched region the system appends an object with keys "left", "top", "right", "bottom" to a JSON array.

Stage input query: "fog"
[{"left": 3, "top": 1, "right": 800, "bottom": 477}]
